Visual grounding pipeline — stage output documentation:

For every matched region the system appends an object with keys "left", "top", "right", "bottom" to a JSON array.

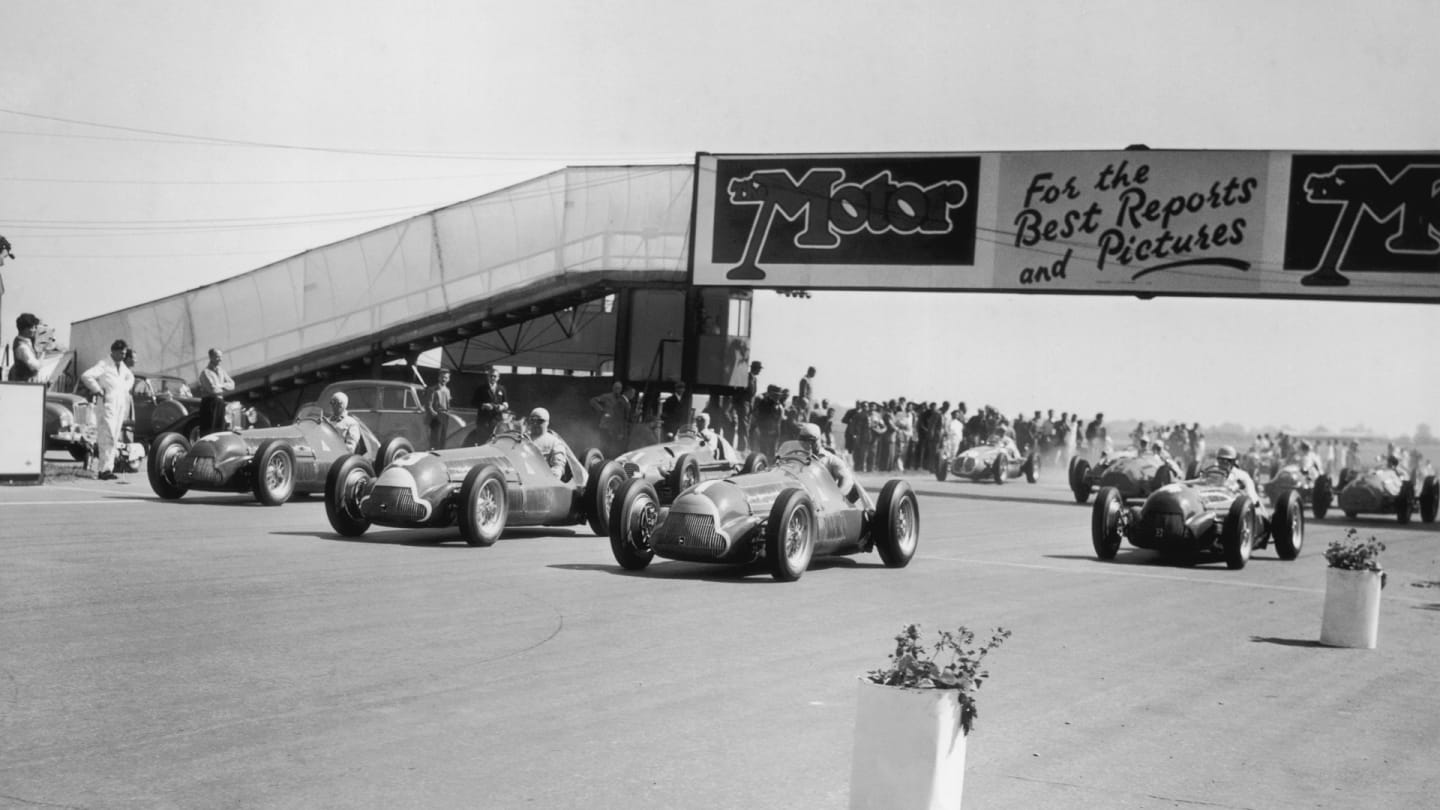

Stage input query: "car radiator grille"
[
  {"left": 652, "top": 513, "right": 727, "bottom": 560},
  {"left": 364, "top": 486, "right": 428, "bottom": 521},
  {"left": 180, "top": 457, "right": 225, "bottom": 485}
]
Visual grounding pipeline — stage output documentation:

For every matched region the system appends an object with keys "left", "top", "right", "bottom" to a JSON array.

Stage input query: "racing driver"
[
  {"left": 798, "top": 422, "right": 874, "bottom": 511},
  {"left": 1214, "top": 445, "right": 1263, "bottom": 505}
]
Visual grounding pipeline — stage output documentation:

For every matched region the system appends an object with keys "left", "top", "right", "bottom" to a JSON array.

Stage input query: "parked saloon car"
[
  {"left": 937, "top": 442, "right": 1036, "bottom": 484},
  {"left": 1090, "top": 466, "right": 1305, "bottom": 569},
  {"left": 1330, "top": 464, "right": 1439, "bottom": 524},
  {"left": 130, "top": 373, "right": 204, "bottom": 444},
  {"left": 298, "top": 380, "right": 478, "bottom": 450},
  {"left": 608, "top": 440, "right": 920, "bottom": 582},
  {"left": 324, "top": 422, "right": 608, "bottom": 545},
  {"left": 148, "top": 415, "right": 411, "bottom": 505},
  {"left": 1068, "top": 447, "right": 1186, "bottom": 504},
  {"left": 44, "top": 392, "right": 97, "bottom": 461}
]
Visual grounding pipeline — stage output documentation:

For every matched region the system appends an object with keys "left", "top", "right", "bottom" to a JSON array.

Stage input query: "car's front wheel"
[
  {"left": 766, "top": 488, "right": 816, "bottom": 582},
  {"left": 1222, "top": 495, "right": 1256, "bottom": 570},
  {"left": 1313, "top": 474, "right": 1332, "bottom": 520},
  {"left": 873, "top": 480, "right": 919, "bottom": 568},
  {"left": 1421, "top": 476, "right": 1440, "bottom": 524},
  {"left": 148, "top": 433, "right": 191, "bottom": 500},
  {"left": 1272, "top": 488, "right": 1304, "bottom": 560},
  {"left": 584, "top": 460, "right": 627, "bottom": 537},
  {"left": 1091, "top": 486, "right": 1124, "bottom": 560},
  {"left": 609, "top": 478, "right": 658, "bottom": 571},
  {"left": 1396, "top": 480, "right": 1415, "bottom": 524},
  {"left": 252, "top": 439, "right": 297, "bottom": 506},
  {"left": 459, "top": 464, "right": 509, "bottom": 546},
  {"left": 667, "top": 453, "right": 701, "bottom": 496},
  {"left": 1069, "top": 457, "right": 1092, "bottom": 503},
  {"left": 325, "top": 455, "right": 375, "bottom": 537}
]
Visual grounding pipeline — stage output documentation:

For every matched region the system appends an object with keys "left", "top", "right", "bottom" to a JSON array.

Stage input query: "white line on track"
[{"left": 3, "top": 498, "right": 146, "bottom": 507}]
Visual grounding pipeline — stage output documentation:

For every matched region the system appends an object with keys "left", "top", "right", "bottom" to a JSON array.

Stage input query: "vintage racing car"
[
  {"left": 1068, "top": 448, "right": 1187, "bottom": 504},
  {"left": 604, "top": 428, "right": 769, "bottom": 504},
  {"left": 323, "top": 423, "right": 609, "bottom": 545},
  {"left": 1261, "top": 463, "right": 1334, "bottom": 520},
  {"left": 937, "top": 442, "right": 1036, "bottom": 484},
  {"left": 147, "top": 415, "right": 411, "bottom": 505},
  {"left": 1090, "top": 467, "right": 1304, "bottom": 569},
  {"left": 1329, "top": 464, "right": 1439, "bottom": 524},
  {"left": 608, "top": 440, "right": 919, "bottom": 581}
]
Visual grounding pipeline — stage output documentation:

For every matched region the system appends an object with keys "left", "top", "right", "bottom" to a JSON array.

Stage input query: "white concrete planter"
[
  {"left": 850, "top": 679, "right": 968, "bottom": 810},
  {"left": 1320, "top": 567, "right": 1382, "bottom": 649}
]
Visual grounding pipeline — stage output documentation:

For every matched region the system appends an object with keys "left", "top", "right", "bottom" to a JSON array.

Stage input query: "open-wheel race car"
[
  {"left": 147, "top": 415, "right": 412, "bottom": 505},
  {"left": 1090, "top": 467, "right": 1304, "bottom": 569},
  {"left": 602, "top": 428, "right": 768, "bottom": 505},
  {"left": 323, "top": 422, "right": 611, "bottom": 545},
  {"left": 1328, "top": 464, "right": 1439, "bottom": 524},
  {"left": 1261, "top": 463, "right": 1335, "bottom": 520},
  {"left": 937, "top": 442, "right": 1036, "bottom": 484},
  {"left": 1068, "top": 448, "right": 1187, "bottom": 504},
  {"left": 607, "top": 440, "right": 919, "bottom": 582}
]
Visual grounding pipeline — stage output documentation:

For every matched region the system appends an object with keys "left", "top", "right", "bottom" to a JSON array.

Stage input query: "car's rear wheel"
[
  {"left": 147, "top": 433, "right": 190, "bottom": 500},
  {"left": 667, "top": 453, "right": 701, "bottom": 496},
  {"left": 609, "top": 478, "right": 658, "bottom": 571},
  {"left": 376, "top": 436, "right": 413, "bottom": 470},
  {"left": 739, "top": 452, "right": 768, "bottom": 474},
  {"left": 992, "top": 456, "right": 1006, "bottom": 484},
  {"left": 252, "top": 439, "right": 297, "bottom": 506},
  {"left": 1313, "top": 474, "right": 1332, "bottom": 520},
  {"left": 1091, "top": 486, "right": 1124, "bottom": 560},
  {"left": 873, "top": 480, "right": 919, "bottom": 568},
  {"left": 325, "top": 455, "right": 375, "bottom": 537},
  {"left": 1222, "top": 495, "right": 1256, "bottom": 570},
  {"left": 936, "top": 459, "right": 949, "bottom": 482},
  {"left": 766, "top": 488, "right": 816, "bottom": 582},
  {"left": 1273, "top": 488, "right": 1304, "bottom": 560},
  {"left": 1421, "top": 476, "right": 1440, "bottom": 523},
  {"left": 1396, "top": 480, "right": 1415, "bottom": 524},
  {"left": 584, "top": 460, "right": 628, "bottom": 537},
  {"left": 459, "top": 464, "right": 508, "bottom": 546},
  {"left": 1023, "top": 456, "right": 1037, "bottom": 484},
  {"left": 1069, "top": 457, "right": 1092, "bottom": 503}
]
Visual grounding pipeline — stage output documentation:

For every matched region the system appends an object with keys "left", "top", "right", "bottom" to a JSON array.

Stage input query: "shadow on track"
[
  {"left": 549, "top": 555, "right": 879, "bottom": 582},
  {"left": 1250, "top": 636, "right": 1328, "bottom": 648}
]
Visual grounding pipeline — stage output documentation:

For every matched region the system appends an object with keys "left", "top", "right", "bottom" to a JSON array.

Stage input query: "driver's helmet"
[
  {"left": 799, "top": 422, "right": 823, "bottom": 451},
  {"left": 1216, "top": 445, "right": 1238, "bottom": 468}
]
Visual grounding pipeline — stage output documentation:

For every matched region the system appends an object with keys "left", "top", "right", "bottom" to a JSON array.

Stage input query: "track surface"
[{"left": 3, "top": 463, "right": 1438, "bottom": 809}]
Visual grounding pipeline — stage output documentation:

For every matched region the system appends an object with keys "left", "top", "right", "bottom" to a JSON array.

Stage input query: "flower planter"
[
  {"left": 850, "top": 679, "right": 967, "bottom": 810},
  {"left": 1319, "top": 567, "right": 1382, "bottom": 649}
]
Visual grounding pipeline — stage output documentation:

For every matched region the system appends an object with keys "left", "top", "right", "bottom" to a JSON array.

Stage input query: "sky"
[{"left": 1, "top": 0, "right": 1436, "bottom": 438}]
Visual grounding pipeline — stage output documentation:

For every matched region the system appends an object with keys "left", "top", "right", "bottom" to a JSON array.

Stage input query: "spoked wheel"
[
  {"left": 584, "top": 460, "right": 628, "bottom": 537},
  {"left": 1090, "top": 486, "right": 1124, "bottom": 560},
  {"left": 667, "top": 453, "right": 702, "bottom": 496},
  {"left": 252, "top": 439, "right": 297, "bottom": 506},
  {"left": 873, "top": 480, "right": 919, "bottom": 567},
  {"left": 459, "top": 464, "right": 509, "bottom": 546},
  {"left": 1222, "top": 495, "right": 1256, "bottom": 570},
  {"left": 609, "top": 478, "right": 659, "bottom": 571},
  {"left": 325, "top": 455, "right": 376, "bottom": 536},
  {"left": 765, "top": 488, "right": 816, "bottom": 582}
]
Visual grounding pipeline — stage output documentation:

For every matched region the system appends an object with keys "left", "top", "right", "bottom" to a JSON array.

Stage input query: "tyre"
[
  {"left": 739, "top": 452, "right": 768, "bottom": 474},
  {"left": 1421, "top": 476, "right": 1439, "bottom": 524},
  {"left": 936, "top": 457, "right": 949, "bottom": 481},
  {"left": 325, "top": 455, "right": 375, "bottom": 537},
  {"left": 1396, "top": 480, "right": 1414, "bottom": 524},
  {"left": 873, "top": 480, "right": 919, "bottom": 568},
  {"left": 609, "top": 478, "right": 659, "bottom": 571},
  {"left": 1069, "top": 458, "right": 1092, "bottom": 503},
  {"left": 147, "top": 433, "right": 191, "bottom": 500},
  {"left": 376, "top": 436, "right": 413, "bottom": 470},
  {"left": 1024, "top": 456, "right": 1037, "bottom": 484},
  {"left": 1313, "top": 475, "right": 1332, "bottom": 520},
  {"left": 992, "top": 457, "right": 1006, "bottom": 484},
  {"left": 666, "top": 453, "right": 702, "bottom": 496},
  {"left": 458, "top": 464, "right": 508, "bottom": 546},
  {"left": 1272, "top": 489, "right": 1304, "bottom": 560},
  {"left": 765, "top": 488, "right": 816, "bottom": 582},
  {"left": 1090, "top": 486, "right": 1124, "bottom": 560},
  {"left": 1222, "top": 495, "right": 1256, "bottom": 570},
  {"left": 252, "top": 439, "right": 297, "bottom": 506},
  {"left": 584, "top": 460, "right": 627, "bottom": 536},
  {"left": 1152, "top": 464, "right": 1177, "bottom": 490}
]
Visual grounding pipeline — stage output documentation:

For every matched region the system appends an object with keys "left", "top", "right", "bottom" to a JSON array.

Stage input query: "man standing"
[
  {"left": 734, "top": 360, "right": 761, "bottom": 452},
  {"left": 81, "top": 340, "right": 135, "bottom": 480},
  {"left": 798, "top": 366, "right": 816, "bottom": 405},
  {"left": 8, "top": 313, "right": 41, "bottom": 382},
  {"left": 194, "top": 348, "right": 235, "bottom": 434},
  {"left": 589, "top": 380, "right": 630, "bottom": 457},
  {"left": 470, "top": 365, "right": 509, "bottom": 444},
  {"left": 426, "top": 369, "right": 453, "bottom": 450}
]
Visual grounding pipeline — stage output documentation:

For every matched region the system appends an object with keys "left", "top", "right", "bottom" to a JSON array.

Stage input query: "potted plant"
[
  {"left": 1319, "top": 528, "right": 1386, "bottom": 649},
  {"left": 850, "top": 623, "right": 1010, "bottom": 810}
]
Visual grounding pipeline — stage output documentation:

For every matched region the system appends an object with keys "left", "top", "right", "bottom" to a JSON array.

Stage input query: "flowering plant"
[
  {"left": 1324, "top": 528, "right": 1385, "bottom": 573},
  {"left": 866, "top": 623, "right": 1010, "bottom": 735}
]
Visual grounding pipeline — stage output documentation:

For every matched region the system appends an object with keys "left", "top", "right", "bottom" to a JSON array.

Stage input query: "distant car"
[
  {"left": 323, "top": 422, "right": 608, "bottom": 545},
  {"left": 608, "top": 440, "right": 919, "bottom": 581},
  {"left": 605, "top": 428, "right": 769, "bottom": 504},
  {"left": 129, "top": 373, "right": 204, "bottom": 445},
  {"left": 298, "top": 380, "right": 478, "bottom": 451},
  {"left": 1328, "top": 464, "right": 1439, "bottom": 524},
  {"left": 1261, "top": 463, "right": 1334, "bottom": 520},
  {"left": 938, "top": 442, "right": 1036, "bottom": 484},
  {"left": 147, "top": 415, "right": 411, "bottom": 505},
  {"left": 1090, "top": 466, "right": 1305, "bottom": 569},
  {"left": 44, "top": 392, "right": 97, "bottom": 462},
  {"left": 1068, "top": 448, "right": 1186, "bottom": 504}
]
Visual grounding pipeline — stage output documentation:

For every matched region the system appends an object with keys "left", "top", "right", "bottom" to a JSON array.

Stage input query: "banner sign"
[{"left": 692, "top": 151, "right": 1440, "bottom": 300}]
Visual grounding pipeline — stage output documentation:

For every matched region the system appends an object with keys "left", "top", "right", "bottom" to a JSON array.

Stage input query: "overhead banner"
[{"left": 692, "top": 151, "right": 1440, "bottom": 300}]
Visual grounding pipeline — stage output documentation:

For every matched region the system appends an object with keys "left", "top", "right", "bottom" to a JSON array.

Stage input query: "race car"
[
  {"left": 323, "top": 423, "right": 609, "bottom": 545},
  {"left": 608, "top": 440, "right": 919, "bottom": 581},
  {"left": 1068, "top": 448, "right": 1187, "bottom": 504},
  {"left": 937, "top": 443, "right": 1036, "bottom": 484},
  {"left": 147, "top": 414, "right": 411, "bottom": 505},
  {"left": 604, "top": 428, "right": 769, "bottom": 505},
  {"left": 1261, "top": 463, "right": 1334, "bottom": 520},
  {"left": 1328, "top": 464, "right": 1439, "bottom": 524},
  {"left": 1090, "top": 466, "right": 1305, "bottom": 569}
]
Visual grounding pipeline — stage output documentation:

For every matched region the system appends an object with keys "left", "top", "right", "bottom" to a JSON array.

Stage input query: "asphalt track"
[{"left": 2, "top": 460, "right": 1438, "bottom": 810}]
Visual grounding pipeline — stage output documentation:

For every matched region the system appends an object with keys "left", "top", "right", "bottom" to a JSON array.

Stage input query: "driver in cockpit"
[
  {"left": 693, "top": 413, "right": 737, "bottom": 462},
  {"left": 989, "top": 427, "right": 1020, "bottom": 459},
  {"left": 798, "top": 422, "right": 873, "bottom": 510}
]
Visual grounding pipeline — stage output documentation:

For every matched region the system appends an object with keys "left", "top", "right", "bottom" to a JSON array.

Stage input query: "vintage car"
[
  {"left": 297, "top": 379, "right": 478, "bottom": 450},
  {"left": 1329, "top": 464, "right": 1439, "bottom": 524},
  {"left": 147, "top": 415, "right": 411, "bottom": 505},
  {"left": 937, "top": 442, "right": 1036, "bottom": 484},
  {"left": 323, "top": 423, "right": 609, "bottom": 545},
  {"left": 1090, "top": 468, "right": 1305, "bottom": 569},
  {"left": 44, "top": 391, "right": 97, "bottom": 462},
  {"left": 1261, "top": 463, "right": 1335, "bottom": 520},
  {"left": 604, "top": 428, "right": 769, "bottom": 505},
  {"left": 1068, "top": 448, "right": 1187, "bottom": 504},
  {"left": 608, "top": 440, "right": 920, "bottom": 581},
  {"left": 129, "top": 372, "right": 205, "bottom": 445}
]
